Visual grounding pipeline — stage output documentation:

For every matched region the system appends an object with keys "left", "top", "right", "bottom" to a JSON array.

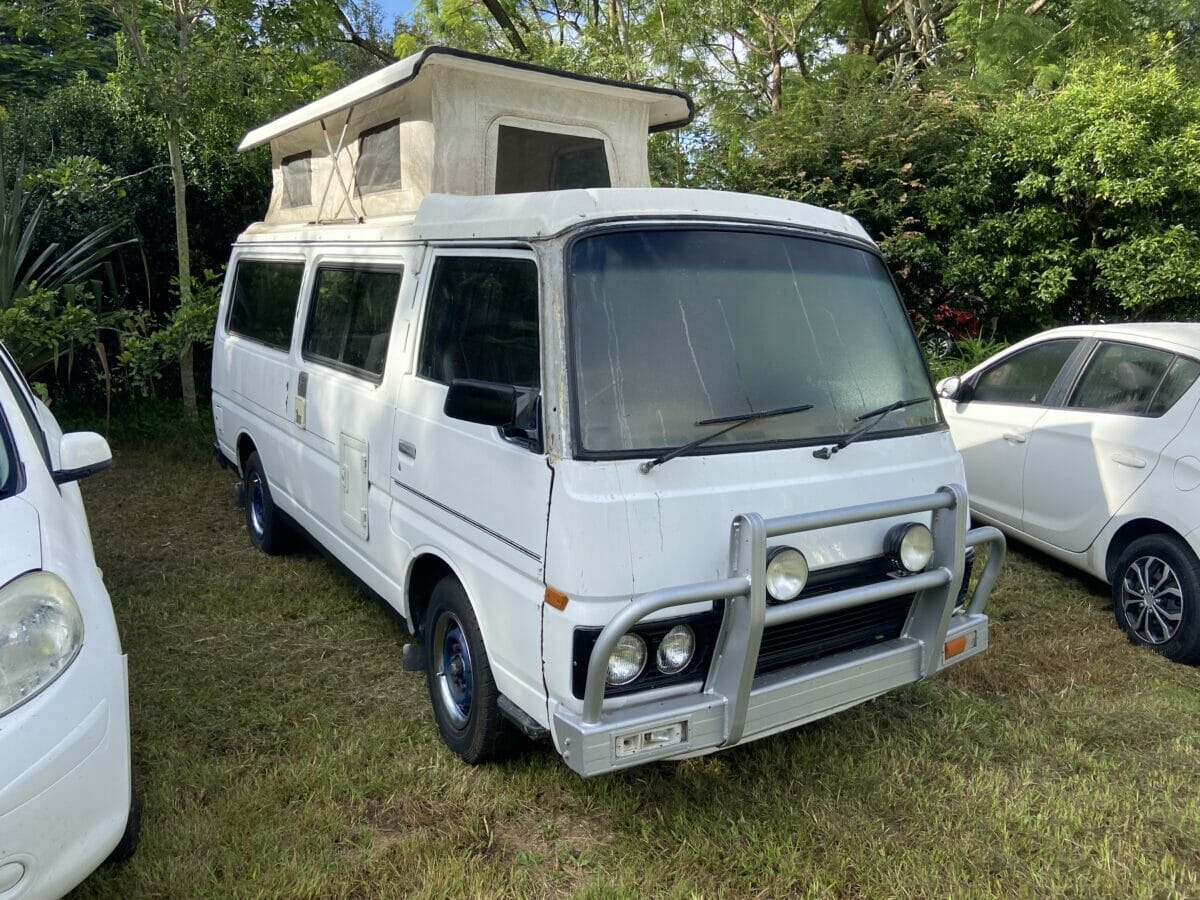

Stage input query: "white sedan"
[
  {"left": 0, "top": 343, "right": 138, "bottom": 897},
  {"left": 938, "top": 324, "right": 1200, "bottom": 664}
]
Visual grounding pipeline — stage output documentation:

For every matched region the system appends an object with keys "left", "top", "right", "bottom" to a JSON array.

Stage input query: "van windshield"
[{"left": 567, "top": 228, "right": 937, "bottom": 456}]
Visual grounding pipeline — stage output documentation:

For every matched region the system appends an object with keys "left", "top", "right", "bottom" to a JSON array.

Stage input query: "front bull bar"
[{"left": 554, "top": 484, "right": 1006, "bottom": 775}]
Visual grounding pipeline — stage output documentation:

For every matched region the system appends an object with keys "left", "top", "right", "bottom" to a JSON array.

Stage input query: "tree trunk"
[{"left": 166, "top": 116, "right": 198, "bottom": 420}]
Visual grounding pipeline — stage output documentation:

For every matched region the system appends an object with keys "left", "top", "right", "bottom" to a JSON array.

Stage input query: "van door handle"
[
  {"left": 1002, "top": 432, "right": 1027, "bottom": 444},
  {"left": 397, "top": 440, "right": 417, "bottom": 459},
  {"left": 1112, "top": 452, "right": 1146, "bottom": 469}
]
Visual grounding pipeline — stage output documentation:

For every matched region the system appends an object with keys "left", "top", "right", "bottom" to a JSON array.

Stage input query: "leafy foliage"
[{"left": 928, "top": 46, "right": 1200, "bottom": 332}]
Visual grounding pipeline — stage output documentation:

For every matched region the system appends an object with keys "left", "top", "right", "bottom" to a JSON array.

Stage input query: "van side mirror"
[
  {"left": 936, "top": 375, "right": 964, "bottom": 402},
  {"left": 444, "top": 379, "right": 518, "bottom": 427},
  {"left": 53, "top": 432, "right": 112, "bottom": 484}
]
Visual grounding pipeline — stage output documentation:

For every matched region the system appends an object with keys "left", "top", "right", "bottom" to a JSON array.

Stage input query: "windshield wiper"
[
  {"left": 640, "top": 403, "right": 814, "bottom": 474},
  {"left": 812, "top": 397, "right": 930, "bottom": 460}
]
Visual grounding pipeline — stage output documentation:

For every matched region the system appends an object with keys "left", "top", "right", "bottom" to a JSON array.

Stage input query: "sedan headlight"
[
  {"left": 886, "top": 522, "right": 934, "bottom": 573},
  {"left": 766, "top": 547, "right": 809, "bottom": 602},
  {"left": 606, "top": 633, "right": 647, "bottom": 686},
  {"left": 0, "top": 572, "right": 84, "bottom": 717}
]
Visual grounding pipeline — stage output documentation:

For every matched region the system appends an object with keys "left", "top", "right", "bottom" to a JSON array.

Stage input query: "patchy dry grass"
[{"left": 71, "top": 423, "right": 1200, "bottom": 898}]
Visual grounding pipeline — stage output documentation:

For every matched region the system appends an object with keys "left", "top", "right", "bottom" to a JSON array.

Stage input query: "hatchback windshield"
[{"left": 568, "top": 228, "right": 937, "bottom": 456}]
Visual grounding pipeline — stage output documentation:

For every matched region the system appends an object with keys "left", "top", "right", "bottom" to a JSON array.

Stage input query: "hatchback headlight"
[
  {"left": 0, "top": 572, "right": 84, "bottom": 717},
  {"left": 606, "top": 633, "right": 647, "bottom": 686},
  {"left": 887, "top": 523, "right": 934, "bottom": 573},
  {"left": 766, "top": 547, "right": 809, "bottom": 602}
]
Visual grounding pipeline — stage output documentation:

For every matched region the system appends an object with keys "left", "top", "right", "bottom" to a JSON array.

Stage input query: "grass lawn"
[{"left": 72, "top": 425, "right": 1200, "bottom": 898}]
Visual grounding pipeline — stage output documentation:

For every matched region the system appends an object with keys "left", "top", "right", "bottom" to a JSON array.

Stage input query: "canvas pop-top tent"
[{"left": 239, "top": 47, "right": 694, "bottom": 226}]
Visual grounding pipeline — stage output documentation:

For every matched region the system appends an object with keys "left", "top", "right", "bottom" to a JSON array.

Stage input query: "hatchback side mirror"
[
  {"left": 53, "top": 432, "right": 112, "bottom": 484},
  {"left": 936, "top": 375, "right": 964, "bottom": 401},
  {"left": 444, "top": 379, "right": 517, "bottom": 427}
]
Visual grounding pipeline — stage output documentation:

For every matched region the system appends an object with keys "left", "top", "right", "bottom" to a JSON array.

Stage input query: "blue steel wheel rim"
[
  {"left": 249, "top": 473, "right": 266, "bottom": 538},
  {"left": 433, "top": 611, "right": 473, "bottom": 729}
]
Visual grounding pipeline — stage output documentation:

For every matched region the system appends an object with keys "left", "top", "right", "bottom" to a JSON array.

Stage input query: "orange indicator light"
[
  {"left": 944, "top": 634, "right": 969, "bottom": 660},
  {"left": 544, "top": 587, "right": 569, "bottom": 611}
]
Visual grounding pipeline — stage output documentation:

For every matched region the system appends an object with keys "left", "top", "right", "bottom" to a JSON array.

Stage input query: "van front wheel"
[
  {"left": 243, "top": 452, "right": 290, "bottom": 554},
  {"left": 423, "top": 577, "right": 516, "bottom": 763}
]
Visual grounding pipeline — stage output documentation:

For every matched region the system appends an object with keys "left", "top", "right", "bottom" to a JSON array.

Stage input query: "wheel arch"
[
  {"left": 405, "top": 551, "right": 463, "bottom": 637},
  {"left": 235, "top": 432, "right": 258, "bottom": 473},
  {"left": 1105, "top": 518, "right": 1188, "bottom": 582}
]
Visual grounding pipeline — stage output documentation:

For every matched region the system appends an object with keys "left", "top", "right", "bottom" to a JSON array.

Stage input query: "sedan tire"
[{"left": 1112, "top": 534, "right": 1200, "bottom": 665}]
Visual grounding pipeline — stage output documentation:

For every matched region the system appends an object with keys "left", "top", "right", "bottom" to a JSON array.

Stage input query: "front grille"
[{"left": 756, "top": 556, "right": 914, "bottom": 677}]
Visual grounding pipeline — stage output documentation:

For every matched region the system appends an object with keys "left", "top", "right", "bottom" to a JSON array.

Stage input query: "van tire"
[
  {"left": 423, "top": 577, "right": 517, "bottom": 763},
  {"left": 1112, "top": 534, "right": 1200, "bottom": 665},
  {"left": 243, "top": 452, "right": 290, "bottom": 554}
]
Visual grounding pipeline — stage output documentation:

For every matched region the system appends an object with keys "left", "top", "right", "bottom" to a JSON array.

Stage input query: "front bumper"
[
  {"left": 0, "top": 646, "right": 132, "bottom": 899},
  {"left": 553, "top": 484, "right": 1005, "bottom": 776}
]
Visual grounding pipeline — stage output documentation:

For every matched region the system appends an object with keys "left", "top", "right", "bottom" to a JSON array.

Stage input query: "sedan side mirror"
[
  {"left": 53, "top": 432, "right": 112, "bottom": 484},
  {"left": 936, "top": 375, "right": 964, "bottom": 401},
  {"left": 444, "top": 379, "right": 517, "bottom": 428}
]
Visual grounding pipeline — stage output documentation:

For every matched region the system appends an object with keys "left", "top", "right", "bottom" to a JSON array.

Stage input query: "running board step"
[{"left": 499, "top": 695, "right": 549, "bottom": 741}]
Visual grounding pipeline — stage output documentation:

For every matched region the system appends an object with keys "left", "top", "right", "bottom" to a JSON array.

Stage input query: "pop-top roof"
[
  {"left": 238, "top": 46, "right": 695, "bottom": 225},
  {"left": 239, "top": 46, "right": 694, "bottom": 152}
]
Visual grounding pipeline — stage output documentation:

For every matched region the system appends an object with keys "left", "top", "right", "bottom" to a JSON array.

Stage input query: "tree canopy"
[{"left": 0, "top": 0, "right": 1197, "bottom": 403}]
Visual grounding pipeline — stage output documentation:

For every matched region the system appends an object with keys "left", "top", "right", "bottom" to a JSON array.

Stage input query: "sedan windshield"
[{"left": 568, "top": 228, "right": 938, "bottom": 456}]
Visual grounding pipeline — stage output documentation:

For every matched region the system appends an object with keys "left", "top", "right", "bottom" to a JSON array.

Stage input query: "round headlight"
[
  {"left": 0, "top": 572, "right": 84, "bottom": 717},
  {"left": 656, "top": 625, "right": 696, "bottom": 675},
  {"left": 606, "top": 633, "right": 647, "bottom": 686},
  {"left": 766, "top": 547, "right": 809, "bottom": 602},
  {"left": 888, "top": 523, "right": 934, "bottom": 572}
]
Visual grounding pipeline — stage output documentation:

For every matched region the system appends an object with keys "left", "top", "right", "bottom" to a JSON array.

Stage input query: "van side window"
[
  {"left": 418, "top": 256, "right": 539, "bottom": 389},
  {"left": 302, "top": 266, "right": 404, "bottom": 379},
  {"left": 226, "top": 260, "right": 305, "bottom": 352}
]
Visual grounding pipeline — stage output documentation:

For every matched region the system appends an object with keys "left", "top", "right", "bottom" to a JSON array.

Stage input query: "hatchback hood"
[
  {"left": 546, "top": 429, "right": 964, "bottom": 599},
  {"left": 0, "top": 494, "right": 42, "bottom": 585}
]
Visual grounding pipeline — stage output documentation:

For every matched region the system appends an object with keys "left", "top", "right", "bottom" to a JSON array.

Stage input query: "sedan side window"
[
  {"left": 972, "top": 339, "right": 1080, "bottom": 405},
  {"left": 1068, "top": 341, "right": 1174, "bottom": 415},
  {"left": 1148, "top": 356, "right": 1200, "bottom": 416}
]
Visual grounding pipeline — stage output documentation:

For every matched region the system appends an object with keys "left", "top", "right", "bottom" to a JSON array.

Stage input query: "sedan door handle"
[
  {"left": 1002, "top": 432, "right": 1027, "bottom": 444},
  {"left": 1112, "top": 452, "right": 1146, "bottom": 469}
]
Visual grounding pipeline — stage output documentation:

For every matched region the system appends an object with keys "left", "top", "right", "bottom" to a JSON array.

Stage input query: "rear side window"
[
  {"left": 226, "top": 260, "right": 305, "bottom": 352},
  {"left": 302, "top": 266, "right": 404, "bottom": 380},
  {"left": 418, "top": 256, "right": 539, "bottom": 389},
  {"left": 972, "top": 340, "right": 1079, "bottom": 405},
  {"left": 495, "top": 125, "right": 611, "bottom": 194},
  {"left": 1149, "top": 356, "right": 1200, "bottom": 416},
  {"left": 1068, "top": 342, "right": 1174, "bottom": 414}
]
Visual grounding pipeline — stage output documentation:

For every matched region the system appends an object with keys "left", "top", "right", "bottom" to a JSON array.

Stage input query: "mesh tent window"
[
  {"left": 495, "top": 125, "right": 611, "bottom": 194},
  {"left": 281, "top": 152, "right": 312, "bottom": 208},
  {"left": 357, "top": 120, "right": 403, "bottom": 194}
]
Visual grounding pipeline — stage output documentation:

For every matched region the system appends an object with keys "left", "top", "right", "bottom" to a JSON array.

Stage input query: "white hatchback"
[
  {"left": 938, "top": 324, "right": 1200, "bottom": 664},
  {"left": 0, "top": 343, "right": 138, "bottom": 897}
]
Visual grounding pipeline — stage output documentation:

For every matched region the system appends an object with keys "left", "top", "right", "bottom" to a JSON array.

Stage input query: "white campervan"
[{"left": 211, "top": 47, "right": 1006, "bottom": 776}]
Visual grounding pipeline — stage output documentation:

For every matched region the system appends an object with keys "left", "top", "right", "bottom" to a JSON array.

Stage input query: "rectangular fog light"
[{"left": 614, "top": 721, "right": 688, "bottom": 759}]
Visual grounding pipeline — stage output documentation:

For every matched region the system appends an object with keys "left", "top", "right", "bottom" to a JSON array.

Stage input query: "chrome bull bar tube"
[{"left": 573, "top": 484, "right": 1007, "bottom": 767}]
